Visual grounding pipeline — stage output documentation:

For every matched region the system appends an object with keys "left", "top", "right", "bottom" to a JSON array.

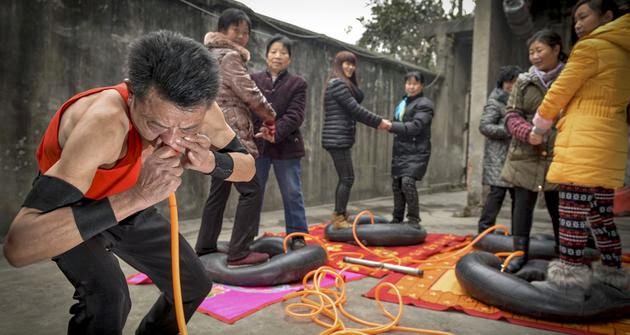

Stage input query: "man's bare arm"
[{"left": 3, "top": 92, "right": 181, "bottom": 267}]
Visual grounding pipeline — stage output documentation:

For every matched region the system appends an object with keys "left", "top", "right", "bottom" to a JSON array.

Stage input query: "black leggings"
[
  {"left": 328, "top": 149, "right": 354, "bottom": 215},
  {"left": 53, "top": 207, "right": 210, "bottom": 335},
  {"left": 512, "top": 187, "right": 560, "bottom": 246}
]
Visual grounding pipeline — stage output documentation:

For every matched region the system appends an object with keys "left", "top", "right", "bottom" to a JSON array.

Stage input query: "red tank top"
[{"left": 36, "top": 83, "right": 142, "bottom": 200}]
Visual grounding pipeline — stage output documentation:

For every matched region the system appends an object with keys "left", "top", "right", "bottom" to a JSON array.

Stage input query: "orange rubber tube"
[{"left": 168, "top": 193, "right": 188, "bottom": 335}]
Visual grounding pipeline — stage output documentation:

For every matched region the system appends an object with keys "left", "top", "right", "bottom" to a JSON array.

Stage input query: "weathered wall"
[{"left": 0, "top": 0, "right": 469, "bottom": 237}]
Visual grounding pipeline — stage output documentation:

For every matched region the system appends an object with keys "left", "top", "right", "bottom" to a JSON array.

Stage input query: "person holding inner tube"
[
  {"left": 321, "top": 51, "right": 392, "bottom": 229},
  {"left": 2, "top": 31, "right": 254, "bottom": 334},
  {"left": 500, "top": 29, "right": 566, "bottom": 273},
  {"left": 252, "top": 35, "right": 310, "bottom": 250},
  {"left": 477, "top": 65, "right": 522, "bottom": 233},
  {"left": 388, "top": 71, "right": 434, "bottom": 225},
  {"left": 531, "top": 0, "right": 629, "bottom": 298},
  {"left": 196, "top": 8, "right": 277, "bottom": 266}
]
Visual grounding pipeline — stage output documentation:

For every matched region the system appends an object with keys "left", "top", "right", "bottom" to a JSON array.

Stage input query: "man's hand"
[
  {"left": 528, "top": 131, "right": 543, "bottom": 145},
  {"left": 131, "top": 146, "right": 183, "bottom": 207},
  {"left": 254, "top": 126, "right": 275, "bottom": 143},
  {"left": 176, "top": 133, "right": 216, "bottom": 173}
]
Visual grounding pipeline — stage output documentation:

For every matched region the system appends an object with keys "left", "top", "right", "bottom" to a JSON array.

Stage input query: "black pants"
[
  {"left": 392, "top": 176, "right": 420, "bottom": 223},
  {"left": 53, "top": 207, "right": 210, "bottom": 335},
  {"left": 195, "top": 176, "right": 262, "bottom": 261},
  {"left": 478, "top": 186, "right": 515, "bottom": 232},
  {"left": 512, "top": 187, "right": 560, "bottom": 246},
  {"left": 327, "top": 149, "right": 354, "bottom": 215}
]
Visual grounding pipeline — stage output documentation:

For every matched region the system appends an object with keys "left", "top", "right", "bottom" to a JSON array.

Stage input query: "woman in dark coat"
[
  {"left": 388, "top": 71, "right": 434, "bottom": 225},
  {"left": 252, "top": 35, "right": 309, "bottom": 250},
  {"left": 321, "top": 51, "right": 390, "bottom": 228}
]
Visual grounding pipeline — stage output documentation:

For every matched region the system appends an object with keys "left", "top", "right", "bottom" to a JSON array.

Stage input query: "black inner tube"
[
  {"left": 455, "top": 251, "right": 630, "bottom": 322},
  {"left": 199, "top": 236, "right": 327, "bottom": 286},
  {"left": 324, "top": 222, "right": 427, "bottom": 246}
]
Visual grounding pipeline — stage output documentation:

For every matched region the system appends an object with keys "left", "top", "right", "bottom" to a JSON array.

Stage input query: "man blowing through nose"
[{"left": 3, "top": 30, "right": 255, "bottom": 334}]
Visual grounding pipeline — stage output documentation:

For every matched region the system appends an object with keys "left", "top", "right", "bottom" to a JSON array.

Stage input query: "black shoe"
[
  {"left": 290, "top": 236, "right": 307, "bottom": 250},
  {"left": 506, "top": 236, "right": 529, "bottom": 273},
  {"left": 505, "top": 255, "right": 527, "bottom": 273}
]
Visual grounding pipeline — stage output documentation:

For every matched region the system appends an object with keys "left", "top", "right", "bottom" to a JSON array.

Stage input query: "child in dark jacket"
[{"left": 389, "top": 71, "right": 434, "bottom": 224}]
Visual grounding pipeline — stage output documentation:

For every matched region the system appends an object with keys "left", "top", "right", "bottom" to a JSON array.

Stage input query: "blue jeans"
[{"left": 256, "top": 156, "right": 308, "bottom": 234}]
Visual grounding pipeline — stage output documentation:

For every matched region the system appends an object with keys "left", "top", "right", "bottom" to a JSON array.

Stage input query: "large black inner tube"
[
  {"left": 455, "top": 251, "right": 630, "bottom": 322},
  {"left": 324, "top": 219, "right": 427, "bottom": 246},
  {"left": 474, "top": 233, "right": 557, "bottom": 259},
  {"left": 474, "top": 233, "right": 599, "bottom": 260},
  {"left": 199, "top": 236, "right": 327, "bottom": 287}
]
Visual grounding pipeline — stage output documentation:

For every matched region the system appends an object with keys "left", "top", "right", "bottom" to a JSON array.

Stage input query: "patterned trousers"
[{"left": 558, "top": 184, "right": 621, "bottom": 267}]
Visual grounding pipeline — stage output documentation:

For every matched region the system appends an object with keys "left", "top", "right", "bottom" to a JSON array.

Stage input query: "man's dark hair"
[
  {"left": 127, "top": 30, "right": 220, "bottom": 109},
  {"left": 496, "top": 65, "right": 522, "bottom": 88},
  {"left": 265, "top": 34, "right": 293, "bottom": 57},
  {"left": 218, "top": 8, "right": 251, "bottom": 33},
  {"left": 405, "top": 71, "right": 425, "bottom": 85}
]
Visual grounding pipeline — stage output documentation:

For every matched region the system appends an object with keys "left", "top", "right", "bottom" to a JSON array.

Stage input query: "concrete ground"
[{"left": 1, "top": 190, "right": 629, "bottom": 335}]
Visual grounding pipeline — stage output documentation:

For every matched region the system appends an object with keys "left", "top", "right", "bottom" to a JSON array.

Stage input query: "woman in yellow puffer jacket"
[{"left": 532, "top": 0, "right": 630, "bottom": 300}]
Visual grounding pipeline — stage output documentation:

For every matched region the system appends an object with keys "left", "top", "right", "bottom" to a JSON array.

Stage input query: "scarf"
[
  {"left": 394, "top": 97, "right": 407, "bottom": 121},
  {"left": 533, "top": 62, "right": 565, "bottom": 89}
]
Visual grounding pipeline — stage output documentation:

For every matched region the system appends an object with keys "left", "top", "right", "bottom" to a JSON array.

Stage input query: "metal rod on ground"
[{"left": 343, "top": 257, "right": 423, "bottom": 277}]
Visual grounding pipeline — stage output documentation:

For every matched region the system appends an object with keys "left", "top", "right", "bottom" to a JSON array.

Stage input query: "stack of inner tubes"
[
  {"left": 324, "top": 215, "right": 427, "bottom": 246},
  {"left": 199, "top": 236, "right": 327, "bottom": 287},
  {"left": 455, "top": 251, "right": 630, "bottom": 321}
]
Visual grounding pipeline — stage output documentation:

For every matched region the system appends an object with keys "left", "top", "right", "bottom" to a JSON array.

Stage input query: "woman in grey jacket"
[
  {"left": 477, "top": 65, "right": 522, "bottom": 233},
  {"left": 322, "top": 51, "right": 390, "bottom": 228}
]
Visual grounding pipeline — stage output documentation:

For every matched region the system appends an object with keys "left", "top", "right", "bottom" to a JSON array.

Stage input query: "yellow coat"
[{"left": 538, "top": 14, "right": 630, "bottom": 189}]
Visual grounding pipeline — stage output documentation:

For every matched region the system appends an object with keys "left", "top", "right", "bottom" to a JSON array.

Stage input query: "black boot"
[{"left": 506, "top": 235, "right": 529, "bottom": 273}]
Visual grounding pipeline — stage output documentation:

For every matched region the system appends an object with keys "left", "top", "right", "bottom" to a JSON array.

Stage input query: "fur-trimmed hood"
[{"left": 203, "top": 32, "right": 250, "bottom": 62}]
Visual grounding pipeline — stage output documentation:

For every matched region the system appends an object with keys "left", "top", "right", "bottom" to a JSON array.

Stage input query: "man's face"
[{"left": 129, "top": 87, "right": 206, "bottom": 152}]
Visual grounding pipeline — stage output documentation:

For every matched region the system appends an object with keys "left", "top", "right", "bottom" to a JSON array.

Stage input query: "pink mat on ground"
[{"left": 127, "top": 271, "right": 364, "bottom": 324}]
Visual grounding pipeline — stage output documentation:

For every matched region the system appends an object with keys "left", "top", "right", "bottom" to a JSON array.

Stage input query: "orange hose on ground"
[
  {"left": 283, "top": 266, "right": 453, "bottom": 335},
  {"left": 168, "top": 193, "right": 188, "bottom": 335}
]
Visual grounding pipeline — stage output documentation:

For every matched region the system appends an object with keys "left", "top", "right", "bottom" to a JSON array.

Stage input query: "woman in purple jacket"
[{"left": 252, "top": 35, "right": 309, "bottom": 250}]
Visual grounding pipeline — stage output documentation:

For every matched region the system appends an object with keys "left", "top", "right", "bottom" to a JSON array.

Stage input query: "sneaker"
[
  {"left": 227, "top": 252, "right": 269, "bottom": 267},
  {"left": 290, "top": 236, "right": 307, "bottom": 250}
]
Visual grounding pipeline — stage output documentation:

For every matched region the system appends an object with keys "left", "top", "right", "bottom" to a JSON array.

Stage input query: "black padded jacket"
[{"left": 321, "top": 78, "right": 383, "bottom": 150}]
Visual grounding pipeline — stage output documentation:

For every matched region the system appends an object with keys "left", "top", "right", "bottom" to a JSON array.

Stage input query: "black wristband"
[
  {"left": 218, "top": 136, "right": 248, "bottom": 154},
  {"left": 71, "top": 198, "right": 118, "bottom": 241},
  {"left": 22, "top": 175, "right": 84, "bottom": 212},
  {"left": 209, "top": 151, "right": 234, "bottom": 179}
]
